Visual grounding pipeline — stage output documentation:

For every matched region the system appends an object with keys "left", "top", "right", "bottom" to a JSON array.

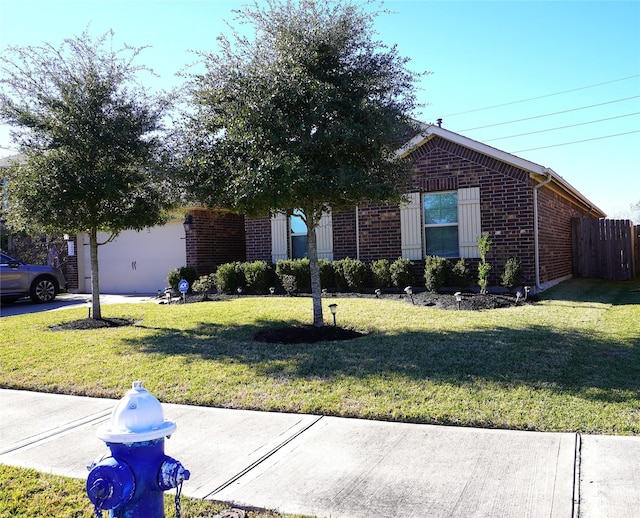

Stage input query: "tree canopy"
[
  {"left": 0, "top": 30, "right": 171, "bottom": 318},
  {"left": 178, "top": 0, "right": 423, "bottom": 325}
]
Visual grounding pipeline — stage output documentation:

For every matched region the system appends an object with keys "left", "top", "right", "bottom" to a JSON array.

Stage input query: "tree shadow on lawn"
[{"left": 128, "top": 319, "right": 640, "bottom": 401}]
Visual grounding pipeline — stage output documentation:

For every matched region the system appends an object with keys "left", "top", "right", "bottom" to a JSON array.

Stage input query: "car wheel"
[{"left": 30, "top": 276, "right": 58, "bottom": 303}]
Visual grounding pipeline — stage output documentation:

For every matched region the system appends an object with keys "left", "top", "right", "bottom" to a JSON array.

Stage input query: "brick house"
[
  {"left": 4, "top": 124, "right": 605, "bottom": 294},
  {"left": 233, "top": 124, "right": 605, "bottom": 292}
]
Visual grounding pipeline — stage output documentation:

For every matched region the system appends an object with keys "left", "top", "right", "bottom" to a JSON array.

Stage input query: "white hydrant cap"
[{"left": 97, "top": 381, "right": 177, "bottom": 443}]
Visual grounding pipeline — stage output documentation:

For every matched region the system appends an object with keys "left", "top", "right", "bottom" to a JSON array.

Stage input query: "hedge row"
[
  {"left": 182, "top": 257, "right": 415, "bottom": 295},
  {"left": 172, "top": 255, "right": 523, "bottom": 295}
]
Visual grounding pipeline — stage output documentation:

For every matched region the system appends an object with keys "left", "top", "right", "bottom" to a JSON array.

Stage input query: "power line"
[
  {"left": 459, "top": 96, "right": 640, "bottom": 131},
  {"left": 511, "top": 129, "right": 640, "bottom": 153},
  {"left": 443, "top": 74, "right": 640, "bottom": 118},
  {"left": 484, "top": 112, "right": 640, "bottom": 142}
]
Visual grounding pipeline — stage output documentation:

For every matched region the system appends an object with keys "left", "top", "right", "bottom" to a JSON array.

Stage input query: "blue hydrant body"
[{"left": 86, "top": 381, "right": 190, "bottom": 517}]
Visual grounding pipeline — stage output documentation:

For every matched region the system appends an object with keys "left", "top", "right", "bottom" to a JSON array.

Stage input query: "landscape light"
[
  {"left": 328, "top": 303, "right": 338, "bottom": 327},
  {"left": 454, "top": 292, "right": 462, "bottom": 310},
  {"left": 404, "top": 286, "right": 414, "bottom": 304}
]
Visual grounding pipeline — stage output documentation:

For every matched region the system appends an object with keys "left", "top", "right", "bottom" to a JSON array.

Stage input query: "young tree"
[
  {"left": 0, "top": 31, "right": 171, "bottom": 319},
  {"left": 178, "top": 0, "right": 422, "bottom": 326}
]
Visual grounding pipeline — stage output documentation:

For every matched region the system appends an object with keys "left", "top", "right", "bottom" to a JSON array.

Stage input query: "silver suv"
[{"left": 0, "top": 253, "right": 67, "bottom": 303}]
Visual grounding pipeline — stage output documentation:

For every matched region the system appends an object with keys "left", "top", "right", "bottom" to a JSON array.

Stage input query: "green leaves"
[
  {"left": 180, "top": 0, "right": 421, "bottom": 217},
  {"left": 0, "top": 30, "right": 170, "bottom": 236}
]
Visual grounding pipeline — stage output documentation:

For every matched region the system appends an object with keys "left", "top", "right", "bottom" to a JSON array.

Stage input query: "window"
[
  {"left": 290, "top": 210, "right": 308, "bottom": 259},
  {"left": 424, "top": 192, "right": 458, "bottom": 257}
]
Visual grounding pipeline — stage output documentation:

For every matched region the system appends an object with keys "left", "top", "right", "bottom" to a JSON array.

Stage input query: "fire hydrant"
[{"left": 86, "top": 381, "right": 190, "bottom": 517}]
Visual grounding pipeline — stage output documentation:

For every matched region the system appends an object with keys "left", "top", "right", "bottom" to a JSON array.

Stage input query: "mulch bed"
[
  {"left": 49, "top": 318, "right": 136, "bottom": 331},
  {"left": 254, "top": 325, "right": 365, "bottom": 344}
]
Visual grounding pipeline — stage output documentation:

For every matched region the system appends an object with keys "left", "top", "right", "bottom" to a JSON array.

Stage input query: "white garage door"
[{"left": 80, "top": 222, "right": 187, "bottom": 294}]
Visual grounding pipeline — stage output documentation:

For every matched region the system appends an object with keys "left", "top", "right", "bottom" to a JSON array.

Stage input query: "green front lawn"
[
  {"left": 0, "top": 465, "right": 304, "bottom": 518},
  {"left": 1, "top": 277, "right": 639, "bottom": 435}
]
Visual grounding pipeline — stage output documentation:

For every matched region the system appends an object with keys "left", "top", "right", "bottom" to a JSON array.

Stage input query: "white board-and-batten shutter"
[
  {"left": 400, "top": 192, "right": 423, "bottom": 260},
  {"left": 457, "top": 187, "right": 481, "bottom": 258},
  {"left": 316, "top": 211, "right": 334, "bottom": 260},
  {"left": 271, "top": 213, "right": 288, "bottom": 262}
]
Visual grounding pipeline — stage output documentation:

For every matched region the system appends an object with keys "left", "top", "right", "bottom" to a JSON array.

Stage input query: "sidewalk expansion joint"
[
  {"left": 572, "top": 432, "right": 582, "bottom": 518},
  {"left": 203, "top": 414, "right": 325, "bottom": 499},
  {"left": 0, "top": 409, "right": 112, "bottom": 456}
]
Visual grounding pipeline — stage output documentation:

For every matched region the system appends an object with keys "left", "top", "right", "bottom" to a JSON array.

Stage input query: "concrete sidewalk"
[{"left": 1, "top": 389, "right": 639, "bottom": 517}]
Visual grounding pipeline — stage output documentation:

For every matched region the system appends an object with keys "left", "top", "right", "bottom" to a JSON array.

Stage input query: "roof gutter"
[{"left": 533, "top": 169, "right": 553, "bottom": 291}]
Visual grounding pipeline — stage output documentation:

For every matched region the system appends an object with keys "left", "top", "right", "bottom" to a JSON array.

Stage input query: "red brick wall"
[
  {"left": 536, "top": 188, "right": 593, "bottom": 284},
  {"left": 185, "top": 209, "right": 245, "bottom": 276},
  {"left": 333, "top": 209, "right": 358, "bottom": 259},
  {"left": 240, "top": 135, "right": 599, "bottom": 288},
  {"left": 395, "top": 136, "right": 538, "bottom": 286},
  {"left": 245, "top": 217, "right": 272, "bottom": 262},
  {"left": 356, "top": 204, "right": 402, "bottom": 263}
]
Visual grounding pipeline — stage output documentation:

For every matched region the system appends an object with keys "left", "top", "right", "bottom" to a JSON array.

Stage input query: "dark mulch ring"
[
  {"left": 49, "top": 318, "right": 136, "bottom": 331},
  {"left": 254, "top": 325, "right": 365, "bottom": 344}
]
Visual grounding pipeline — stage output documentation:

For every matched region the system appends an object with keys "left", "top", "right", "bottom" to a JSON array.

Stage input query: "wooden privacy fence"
[{"left": 572, "top": 218, "right": 637, "bottom": 280}]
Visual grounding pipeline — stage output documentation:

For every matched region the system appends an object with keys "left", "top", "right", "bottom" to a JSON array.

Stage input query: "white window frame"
[{"left": 423, "top": 191, "right": 459, "bottom": 258}]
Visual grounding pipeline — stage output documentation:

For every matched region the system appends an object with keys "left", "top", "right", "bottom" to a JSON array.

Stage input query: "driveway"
[{"left": 0, "top": 293, "right": 156, "bottom": 317}]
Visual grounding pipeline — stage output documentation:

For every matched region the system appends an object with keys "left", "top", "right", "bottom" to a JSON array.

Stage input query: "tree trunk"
[
  {"left": 307, "top": 223, "right": 324, "bottom": 327},
  {"left": 89, "top": 227, "right": 102, "bottom": 320}
]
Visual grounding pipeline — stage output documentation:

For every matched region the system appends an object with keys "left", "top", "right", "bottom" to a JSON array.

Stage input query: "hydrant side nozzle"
[
  {"left": 86, "top": 457, "right": 135, "bottom": 510},
  {"left": 158, "top": 457, "right": 191, "bottom": 490}
]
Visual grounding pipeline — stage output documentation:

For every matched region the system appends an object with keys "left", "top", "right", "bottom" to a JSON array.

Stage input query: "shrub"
[
  {"left": 319, "top": 258, "right": 335, "bottom": 290},
  {"left": 370, "top": 259, "right": 391, "bottom": 289},
  {"left": 192, "top": 274, "right": 215, "bottom": 295},
  {"left": 333, "top": 257, "right": 366, "bottom": 292},
  {"left": 477, "top": 232, "right": 492, "bottom": 294},
  {"left": 275, "top": 258, "right": 311, "bottom": 292},
  {"left": 451, "top": 258, "right": 472, "bottom": 288},
  {"left": 166, "top": 266, "right": 198, "bottom": 293},
  {"left": 501, "top": 256, "right": 523, "bottom": 289},
  {"left": 424, "top": 256, "right": 450, "bottom": 292},
  {"left": 243, "top": 261, "right": 272, "bottom": 294},
  {"left": 214, "top": 262, "right": 245, "bottom": 294},
  {"left": 280, "top": 274, "right": 297, "bottom": 295},
  {"left": 390, "top": 257, "right": 415, "bottom": 289}
]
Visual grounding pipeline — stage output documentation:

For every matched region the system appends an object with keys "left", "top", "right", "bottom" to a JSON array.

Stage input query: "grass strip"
[{"left": 0, "top": 464, "right": 307, "bottom": 517}]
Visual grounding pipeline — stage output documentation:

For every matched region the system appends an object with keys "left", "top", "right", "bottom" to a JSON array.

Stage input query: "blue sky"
[{"left": 1, "top": 0, "right": 638, "bottom": 218}]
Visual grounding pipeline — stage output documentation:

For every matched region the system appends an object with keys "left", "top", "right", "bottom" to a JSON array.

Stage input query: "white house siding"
[{"left": 79, "top": 222, "right": 186, "bottom": 294}]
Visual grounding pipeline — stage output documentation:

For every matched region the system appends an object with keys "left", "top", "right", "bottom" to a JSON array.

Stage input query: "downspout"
[
  {"left": 533, "top": 169, "right": 553, "bottom": 291},
  {"left": 355, "top": 205, "right": 360, "bottom": 260}
]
